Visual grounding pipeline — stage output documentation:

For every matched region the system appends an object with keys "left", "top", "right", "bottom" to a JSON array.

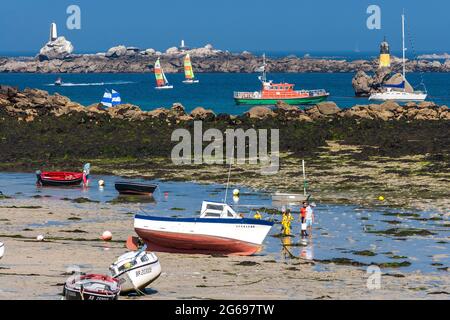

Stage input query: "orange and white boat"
[{"left": 234, "top": 54, "right": 329, "bottom": 105}]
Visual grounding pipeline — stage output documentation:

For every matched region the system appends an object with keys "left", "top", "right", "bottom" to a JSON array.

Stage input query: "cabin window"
[
  {"left": 206, "top": 204, "right": 224, "bottom": 211},
  {"left": 204, "top": 212, "right": 221, "bottom": 218},
  {"left": 141, "top": 255, "right": 149, "bottom": 263}
]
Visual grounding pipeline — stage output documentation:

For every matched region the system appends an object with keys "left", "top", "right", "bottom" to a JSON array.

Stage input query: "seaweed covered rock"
[
  {"left": 246, "top": 106, "right": 275, "bottom": 119},
  {"left": 190, "top": 107, "right": 215, "bottom": 120}
]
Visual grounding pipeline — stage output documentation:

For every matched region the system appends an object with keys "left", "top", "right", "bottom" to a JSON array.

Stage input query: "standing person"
[
  {"left": 281, "top": 209, "right": 293, "bottom": 236},
  {"left": 305, "top": 202, "right": 314, "bottom": 237},
  {"left": 299, "top": 202, "right": 307, "bottom": 237}
]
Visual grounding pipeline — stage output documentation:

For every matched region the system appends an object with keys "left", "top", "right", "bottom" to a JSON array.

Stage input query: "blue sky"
[{"left": 0, "top": 0, "right": 449, "bottom": 54}]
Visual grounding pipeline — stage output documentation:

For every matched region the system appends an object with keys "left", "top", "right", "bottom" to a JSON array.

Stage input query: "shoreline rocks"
[{"left": 1, "top": 85, "right": 449, "bottom": 123}]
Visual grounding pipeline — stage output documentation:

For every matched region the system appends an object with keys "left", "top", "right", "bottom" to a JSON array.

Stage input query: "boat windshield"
[{"left": 200, "top": 201, "right": 239, "bottom": 219}]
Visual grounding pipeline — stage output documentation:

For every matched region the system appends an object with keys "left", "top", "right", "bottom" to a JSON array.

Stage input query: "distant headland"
[{"left": 1, "top": 23, "right": 450, "bottom": 74}]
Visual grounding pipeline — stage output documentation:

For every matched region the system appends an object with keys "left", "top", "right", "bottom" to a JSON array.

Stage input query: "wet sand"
[{"left": 0, "top": 198, "right": 448, "bottom": 300}]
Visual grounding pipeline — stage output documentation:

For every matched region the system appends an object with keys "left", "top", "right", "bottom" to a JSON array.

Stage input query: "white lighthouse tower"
[{"left": 50, "top": 22, "right": 58, "bottom": 42}]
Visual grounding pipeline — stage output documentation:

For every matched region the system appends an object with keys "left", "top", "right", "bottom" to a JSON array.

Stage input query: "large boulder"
[
  {"left": 105, "top": 45, "right": 128, "bottom": 58},
  {"left": 316, "top": 101, "right": 341, "bottom": 115},
  {"left": 38, "top": 36, "right": 74, "bottom": 61},
  {"left": 107, "top": 104, "right": 146, "bottom": 120},
  {"left": 190, "top": 107, "right": 215, "bottom": 120},
  {"left": 352, "top": 68, "right": 391, "bottom": 97},
  {"left": 246, "top": 106, "right": 275, "bottom": 119},
  {"left": 171, "top": 103, "right": 186, "bottom": 117}
]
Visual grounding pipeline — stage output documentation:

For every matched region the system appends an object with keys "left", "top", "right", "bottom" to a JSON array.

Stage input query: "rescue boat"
[{"left": 234, "top": 54, "right": 329, "bottom": 105}]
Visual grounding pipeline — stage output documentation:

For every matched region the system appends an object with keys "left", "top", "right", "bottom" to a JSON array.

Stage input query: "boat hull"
[
  {"left": 155, "top": 85, "right": 173, "bottom": 90},
  {"left": 234, "top": 95, "right": 328, "bottom": 105},
  {"left": 134, "top": 215, "right": 273, "bottom": 256},
  {"left": 182, "top": 79, "right": 199, "bottom": 84},
  {"left": 115, "top": 182, "right": 158, "bottom": 196},
  {"left": 0, "top": 242, "right": 4, "bottom": 259},
  {"left": 115, "top": 260, "right": 161, "bottom": 293},
  {"left": 63, "top": 274, "right": 120, "bottom": 300},
  {"left": 136, "top": 229, "right": 262, "bottom": 256},
  {"left": 37, "top": 172, "right": 83, "bottom": 187},
  {"left": 369, "top": 92, "right": 427, "bottom": 102}
]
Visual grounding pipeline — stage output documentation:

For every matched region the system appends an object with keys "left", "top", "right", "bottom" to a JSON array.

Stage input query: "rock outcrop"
[
  {"left": 0, "top": 86, "right": 449, "bottom": 123},
  {"left": 38, "top": 36, "right": 74, "bottom": 61},
  {"left": 3, "top": 46, "right": 450, "bottom": 73}
]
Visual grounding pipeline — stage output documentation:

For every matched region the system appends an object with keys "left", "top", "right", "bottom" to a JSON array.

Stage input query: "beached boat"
[
  {"left": 0, "top": 242, "right": 4, "bottom": 259},
  {"left": 36, "top": 171, "right": 84, "bottom": 186},
  {"left": 154, "top": 58, "right": 173, "bottom": 89},
  {"left": 182, "top": 54, "right": 199, "bottom": 84},
  {"left": 101, "top": 89, "right": 122, "bottom": 107},
  {"left": 63, "top": 274, "right": 121, "bottom": 300},
  {"left": 234, "top": 54, "right": 329, "bottom": 105},
  {"left": 115, "top": 181, "right": 158, "bottom": 196},
  {"left": 36, "top": 163, "right": 90, "bottom": 187},
  {"left": 109, "top": 248, "right": 161, "bottom": 294},
  {"left": 369, "top": 14, "right": 427, "bottom": 102},
  {"left": 133, "top": 201, "right": 273, "bottom": 256}
]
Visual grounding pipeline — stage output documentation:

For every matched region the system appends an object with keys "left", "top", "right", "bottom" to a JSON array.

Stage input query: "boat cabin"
[
  {"left": 200, "top": 201, "right": 240, "bottom": 219},
  {"left": 262, "top": 81, "right": 294, "bottom": 92}
]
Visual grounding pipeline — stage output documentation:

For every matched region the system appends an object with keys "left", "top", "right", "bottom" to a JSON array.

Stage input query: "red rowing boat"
[
  {"left": 37, "top": 171, "right": 84, "bottom": 186},
  {"left": 36, "top": 164, "right": 90, "bottom": 187}
]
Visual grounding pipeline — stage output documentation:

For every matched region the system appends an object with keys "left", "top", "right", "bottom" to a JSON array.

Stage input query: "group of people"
[
  {"left": 253, "top": 201, "right": 315, "bottom": 238},
  {"left": 281, "top": 201, "right": 315, "bottom": 238}
]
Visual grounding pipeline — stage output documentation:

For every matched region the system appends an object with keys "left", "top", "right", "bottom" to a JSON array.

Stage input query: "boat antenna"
[{"left": 223, "top": 142, "right": 234, "bottom": 203}]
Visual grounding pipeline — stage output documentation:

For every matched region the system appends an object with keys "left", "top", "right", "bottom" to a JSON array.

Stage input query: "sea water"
[{"left": 1, "top": 72, "right": 450, "bottom": 114}]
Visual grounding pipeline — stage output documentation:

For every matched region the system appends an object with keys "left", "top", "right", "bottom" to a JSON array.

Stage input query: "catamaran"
[
  {"left": 369, "top": 14, "right": 427, "bottom": 102},
  {"left": 154, "top": 58, "right": 173, "bottom": 89},
  {"left": 182, "top": 54, "right": 199, "bottom": 84},
  {"left": 234, "top": 54, "right": 329, "bottom": 105},
  {"left": 101, "top": 89, "right": 121, "bottom": 107}
]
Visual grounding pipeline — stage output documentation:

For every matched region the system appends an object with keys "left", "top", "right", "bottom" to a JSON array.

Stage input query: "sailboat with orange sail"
[
  {"left": 182, "top": 54, "right": 199, "bottom": 84},
  {"left": 154, "top": 58, "right": 173, "bottom": 90}
]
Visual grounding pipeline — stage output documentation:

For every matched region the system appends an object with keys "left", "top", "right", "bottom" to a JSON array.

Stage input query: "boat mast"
[
  {"left": 260, "top": 53, "right": 267, "bottom": 83},
  {"left": 402, "top": 13, "right": 406, "bottom": 92}
]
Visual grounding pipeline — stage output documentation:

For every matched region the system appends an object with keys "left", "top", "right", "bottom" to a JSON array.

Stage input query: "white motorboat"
[
  {"left": 369, "top": 14, "right": 427, "bottom": 102},
  {"left": 133, "top": 201, "right": 274, "bottom": 256},
  {"left": 109, "top": 249, "right": 161, "bottom": 294},
  {"left": 0, "top": 242, "right": 4, "bottom": 259}
]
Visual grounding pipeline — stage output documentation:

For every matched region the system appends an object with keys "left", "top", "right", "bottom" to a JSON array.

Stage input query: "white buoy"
[
  {"left": 36, "top": 235, "right": 45, "bottom": 241},
  {"left": 98, "top": 180, "right": 105, "bottom": 187},
  {"left": 232, "top": 189, "right": 240, "bottom": 196},
  {"left": 101, "top": 231, "right": 112, "bottom": 241}
]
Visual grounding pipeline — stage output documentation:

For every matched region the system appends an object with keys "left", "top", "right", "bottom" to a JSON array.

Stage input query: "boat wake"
[{"left": 46, "top": 81, "right": 135, "bottom": 87}]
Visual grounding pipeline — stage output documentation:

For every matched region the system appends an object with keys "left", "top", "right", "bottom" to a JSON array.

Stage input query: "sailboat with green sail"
[
  {"left": 182, "top": 54, "right": 199, "bottom": 84},
  {"left": 154, "top": 58, "right": 173, "bottom": 90}
]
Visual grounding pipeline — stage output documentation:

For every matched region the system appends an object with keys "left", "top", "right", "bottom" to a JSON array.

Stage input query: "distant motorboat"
[
  {"left": 133, "top": 201, "right": 274, "bottom": 256},
  {"left": 369, "top": 14, "right": 427, "bottom": 102},
  {"left": 154, "top": 58, "right": 173, "bottom": 89},
  {"left": 182, "top": 54, "right": 199, "bottom": 84},
  {"left": 0, "top": 242, "right": 4, "bottom": 259},
  {"left": 54, "top": 77, "right": 63, "bottom": 86},
  {"left": 109, "top": 248, "right": 161, "bottom": 294},
  {"left": 63, "top": 274, "right": 121, "bottom": 300},
  {"left": 114, "top": 181, "right": 158, "bottom": 196}
]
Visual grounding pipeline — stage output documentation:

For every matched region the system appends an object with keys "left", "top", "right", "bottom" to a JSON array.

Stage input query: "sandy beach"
[{"left": 1, "top": 197, "right": 448, "bottom": 300}]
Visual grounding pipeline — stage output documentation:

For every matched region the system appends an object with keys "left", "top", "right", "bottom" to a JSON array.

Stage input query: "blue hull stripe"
[{"left": 135, "top": 214, "right": 274, "bottom": 226}]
